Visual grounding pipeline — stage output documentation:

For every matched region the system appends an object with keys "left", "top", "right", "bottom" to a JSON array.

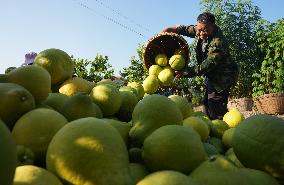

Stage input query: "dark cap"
[{"left": 197, "top": 12, "right": 215, "bottom": 24}]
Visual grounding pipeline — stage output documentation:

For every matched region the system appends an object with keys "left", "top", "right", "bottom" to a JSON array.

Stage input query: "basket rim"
[{"left": 143, "top": 32, "right": 190, "bottom": 70}]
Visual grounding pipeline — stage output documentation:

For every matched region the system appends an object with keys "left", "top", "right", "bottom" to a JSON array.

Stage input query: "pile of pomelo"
[
  {"left": 143, "top": 49, "right": 186, "bottom": 94},
  {"left": 0, "top": 48, "right": 283, "bottom": 185}
]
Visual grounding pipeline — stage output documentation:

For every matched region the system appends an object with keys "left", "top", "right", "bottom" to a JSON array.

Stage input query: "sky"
[{"left": 0, "top": 0, "right": 283, "bottom": 75}]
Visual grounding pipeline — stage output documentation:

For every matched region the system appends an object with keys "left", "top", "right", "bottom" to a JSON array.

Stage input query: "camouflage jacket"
[{"left": 176, "top": 25, "right": 239, "bottom": 92}]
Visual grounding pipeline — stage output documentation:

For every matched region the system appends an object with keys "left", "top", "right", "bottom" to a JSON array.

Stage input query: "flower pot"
[{"left": 254, "top": 93, "right": 284, "bottom": 114}]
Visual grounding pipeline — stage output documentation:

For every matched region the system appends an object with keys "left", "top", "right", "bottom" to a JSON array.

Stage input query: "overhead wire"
[{"left": 71, "top": 0, "right": 148, "bottom": 38}]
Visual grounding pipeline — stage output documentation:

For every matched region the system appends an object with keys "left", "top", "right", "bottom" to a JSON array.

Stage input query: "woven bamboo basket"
[
  {"left": 227, "top": 97, "right": 253, "bottom": 112},
  {"left": 143, "top": 32, "right": 190, "bottom": 70},
  {"left": 254, "top": 93, "right": 284, "bottom": 114}
]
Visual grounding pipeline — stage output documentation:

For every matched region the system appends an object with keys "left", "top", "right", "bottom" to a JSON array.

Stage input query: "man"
[{"left": 162, "top": 12, "right": 238, "bottom": 120}]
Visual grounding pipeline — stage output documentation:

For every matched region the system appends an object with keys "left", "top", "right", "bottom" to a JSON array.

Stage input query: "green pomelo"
[
  {"left": 169, "top": 54, "right": 186, "bottom": 70},
  {"left": 90, "top": 84, "right": 122, "bottom": 117},
  {"left": 0, "top": 83, "right": 35, "bottom": 130},
  {"left": 223, "top": 108, "right": 245, "bottom": 128},
  {"left": 183, "top": 116, "right": 210, "bottom": 141},
  {"left": 115, "top": 90, "right": 138, "bottom": 122},
  {"left": 222, "top": 128, "right": 236, "bottom": 148},
  {"left": 13, "top": 165, "right": 63, "bottom": 185},
  {"left": 0, "top": 65, "right": 51, "bottom": 103},
  {"left": 102, "top": 118, "right": 131, "bottom": 146},
  {"left": 127, "top": 81, "right": 145, "bottom": 100},
  {"left": 168, "top": 94, "right": 193, "bottom": 119},
  {"left": 16, "top": 145, "right": 35, "bottom": 166},
  {"left": 155, "top": 54, "right": 168, "bottom": 66},
  {"left": 207, "top": 137, "right": 226, "bottom": 154},
  {"left": 203, "top": 142, "right": 219, "bottom": 157},
  {"left": 158, "top": 66, "right": 174, "bottom": 86},
  {"left": 190, "top": 155, "right": 249, "bottom": 185},
  {"left": 129, "top": 94, "right": 183, "bottom": 146},
  {"left": 142, "top": 75, "right": 159, "bottom": 94},
  {"left": 0, "top": 119, "right": 17, "bottom": 185},
  {"left": 137, "top": 170, "right": 199, "bottom": 185},
  {"left": 143, "top": 125, "right": 207, "bottom": 173},
  {"left": 46, "top": 117, "right": 132, "bottom": 185},
  {"left": 34, "top": 48, "right": 74, "bottom": 85},
  {"left": 129, "top": 163, "right": 149, "bottom": 184},
  {"left": 12, "top": 108, "right": 68, "bottom": 167},
  {"left": 120, "top": 86, "right": 138, "bottom": 97},
  {"left": 149, "top": 65, "right": 162, "bottom": 76},
  {"left": 42, "top": 93, "right": 69, "bottom": 112},
  {"left": 225, "top": 148, "right": 244, "bottom": 168},
  {"left": 60, "top": 92, "right": 103, "bottom": 121},
  {"left": 59, "top": 77, "right": 92, "bottom": 96},
  {"left": 96, "top": 79, "right": 120, "bottom": 88},
  {"left": 210, "top": 119, "right": 230, "bottom": 138},
  {"left": 174, "top": 49, "right": 186, "bottom": 58},
  {"left": 239, "top": 168, "right": 280, "bottom": 185},
  {"left": 232, "top": 114, "right": 284, "bottom": 179}
]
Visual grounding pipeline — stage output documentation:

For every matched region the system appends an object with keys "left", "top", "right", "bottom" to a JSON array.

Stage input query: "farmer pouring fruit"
[{"left": 162, "top": 12, "right": 239, "bottom": 120}]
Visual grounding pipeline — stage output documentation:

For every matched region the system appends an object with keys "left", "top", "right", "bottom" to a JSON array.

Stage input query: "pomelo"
[
  {"left": 158, "top": 66, "right": 174, "bottom": 86},
  {"left": 115, "top": 90, "right": 138, "bottom": 122},
  {"left": 169, "top": 54, "right": 186, "bottom": 70},
  {"left": 142, "top": 75, "right": 159, "bottom": 94},
  {"left": 168, "top": 94, "right": 193, "bottom": 119},
  {"left": 225, "top": 148, "right": 244, "bottom": 168},
  {"left": 210, "top": 119, "right": 230, "bottom": 138},
  {"left": 222, "top": 128, "right": 236, "bottom": 148},
  {"left": 239, "top": 168, "right": 280, "bottom": 185},
  {"left": 127, "top": 81, "right": 145, "bottom": 100},
  {"left": 183, "top": 116, "right": 210, "bottom": 141},
  {"left": 59, "top": 77, "right": 92, "bottom": 96},
  {"left": 129, "top": 163, "right": 149, "bottom": 184},
  {"left": 42, "top": 93, "right": 69, "bottom": 112},
  {"left": 155, "top": 54, "right": 168, "bottom": 66},
  {"left": 149, "top": 65, "right": 162, "bottom": 76},
  {"left": 223, "top": 108, "right": 245, "bottom": 128},
  {"left": 16, "top": 145, "right": 35, "bottom": 166}
]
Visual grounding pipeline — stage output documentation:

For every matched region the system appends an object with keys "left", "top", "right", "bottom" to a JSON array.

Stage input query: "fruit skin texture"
[
  {"left": 158, "top": 66, "right": 174, "bottom": 86},
  {"left": 223, "top": 108, "right": 245, "bottom": 128},
  {"left": 183, "top": 116, "right": 210, "bottom": 141},
  {"left": 232, "top": 114, "right": 284, "bottom": 180},
  {"left": 168, "top": 94, "right": 193, "bottom": 119},
  {"left": 149, "top": 65, "right": 163, "bottom": 76},
  {"left": 0, "top": 65, "right": 51, "bottom": 104},
  {"left": 0, "top": 83, "right": 35, "bottom": 130},
  {"left": 0, "top": 119, "right": 17, "bottom": 185},
  {"left": 13, "top": 165, "right": 63, "bottom": 185},
  {"left": 129, "top": 95, "right": 183, "bottom": 147},
  {"left": 59, "top": 77, "right": 92, "bottom": 96},
  {"left": 169, "top": 54, "right": 186, "bottom": 70},
  {"left": 142, "top": 125, "right": 207, "bottom": 174},
  {"left": 142, "top": 75, "right": 159, "bottom": 94},
  {"left": 46, "top": 117, "right": 132, "bottom": 185},
  {"left": 155, "top": 54, "right": 168, "bottom": 66},
  {"left": 34, "top": 48, "right": 74, "bottom": 85},
  {"left": 239, "top": 168, "right": 281, "bottom": 185},
  {"left": 137, "top": 170, "right": 199, "bottom": 185}
]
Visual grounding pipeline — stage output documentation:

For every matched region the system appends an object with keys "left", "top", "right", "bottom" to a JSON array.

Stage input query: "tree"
[
  {"left": 72, "top": 54, "right": 114, "bottom": 82},
  {"left": 200, "top": 0, "right": 263, "bottom": 98},
  {"left": 119, "top": 44, "right": 148, "bottom": 83}
]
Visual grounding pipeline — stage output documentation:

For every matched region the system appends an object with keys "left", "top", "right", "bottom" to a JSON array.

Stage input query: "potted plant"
[{"left": 252, "top": 19, "right": 284, "bottom": 114}]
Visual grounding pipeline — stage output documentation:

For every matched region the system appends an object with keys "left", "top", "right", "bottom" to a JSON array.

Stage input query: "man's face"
[{"left": 196, "top": 21, "right": 215, "bottom": 40}]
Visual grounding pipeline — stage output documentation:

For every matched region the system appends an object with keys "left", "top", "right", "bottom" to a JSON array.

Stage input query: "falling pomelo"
[{"left": 155, "top": 54, "right": 168, "bottom": 66}]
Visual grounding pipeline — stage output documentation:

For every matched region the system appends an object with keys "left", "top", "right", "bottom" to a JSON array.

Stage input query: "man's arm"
[{"left": 162, "top": 25, "right": 196, "bottom": 38}]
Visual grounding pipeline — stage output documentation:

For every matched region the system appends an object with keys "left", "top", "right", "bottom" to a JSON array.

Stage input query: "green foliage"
[
  {"left": 72, "top": 54, "right": 114, "bottom": 82},
  {"left": 200, "top": 0, "right": 263, "bottom": 98},
  {"left": 119, "top": 44, "right": 148, "bottom": 83},
  {"left": 252, "top": 19, "right": 284, "bottom": 97}
]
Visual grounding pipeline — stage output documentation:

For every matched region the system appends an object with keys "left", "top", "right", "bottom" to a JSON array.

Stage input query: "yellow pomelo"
[
  {"left": 0, "top": 83, "right": 35, "bottom": 130},
  {"left": 155, "top": 54, "right": 168, "bottom": 66},
  {"left": 13, "top": 165, "right": 63, "bottom": 185},
  {"left": 12, "top": 108, "right": 68, "bottom": 166},
  {"left": 127, "top": 81, "right": 144, "bottom": 100},
  {"left": 129, "top": 94, "right": 183, "bottom": 146},
  {"left": 183, "top": 116, "right": 210, "bottom": 141},
  {"left": 137, "top": 170, "right": 199, "bottom": 185},
  {"left": 42, "top": 93, "right": 69, "bottom": 112},
  {"left": 16, "top": 145, "right": 35, "bottom": 166},
  {"left": 34, "top": 48, "right": 74, "bottom": 85},
  {"left": 239, "top": 168, "right": 280, "bottom": 185},
  {"left": 232, "top": 114, "right": 284, "bottom": 180},
  {"left": 223, "top": 108, "right": 245, "bottom": 128},
  {"left": 46, "top": 117, "right": 132, "bottom": 185},
  {"left": 225, "top": 148, "right": 244, "bottom": 168},
  {"left": 149, "top": 65, "right": 162, "bottom": 76},
  {"left": 210, "top": 119, "right": 230, "bottom": 138},
  {"left": 168, "top": 94, "right": 193, "bottom": 119},
  {"left": 0, "top": 119, "right": 17, "bottom": 185},
  {"left": 0, "top": 65, "right": 51, "bottom": 103},
  {"left": 169, "top": 54, "right": 186, "bottom": 70},
  {"left": 222, "top": 128, "right": 236, "bottom": 148},
  {"left": 59, "top": 92, "right": 103, "bottom": 121},
  {"left": 129, "top": 163, "right": 149, "bottom": 184},
  {"left": 115, "top": 90, "right": 138, "bottom": 122},
  {"left": 142, "top": 75, "right": 159, "bottom": 94},
  {"left": 59, "top": 77, "right": 92, "bottom": 96},
  {"left": 158, "top": 66, "right": 174, "bottom": 86},
  {"left": 190, "top": 155, "right": 249, "bottom": 185},
  {"left": 143, "top": 125, "right": 207, "bottom": 173},
  {"left": 90, "top": 84, "right": 122, "bottom": 117}
]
